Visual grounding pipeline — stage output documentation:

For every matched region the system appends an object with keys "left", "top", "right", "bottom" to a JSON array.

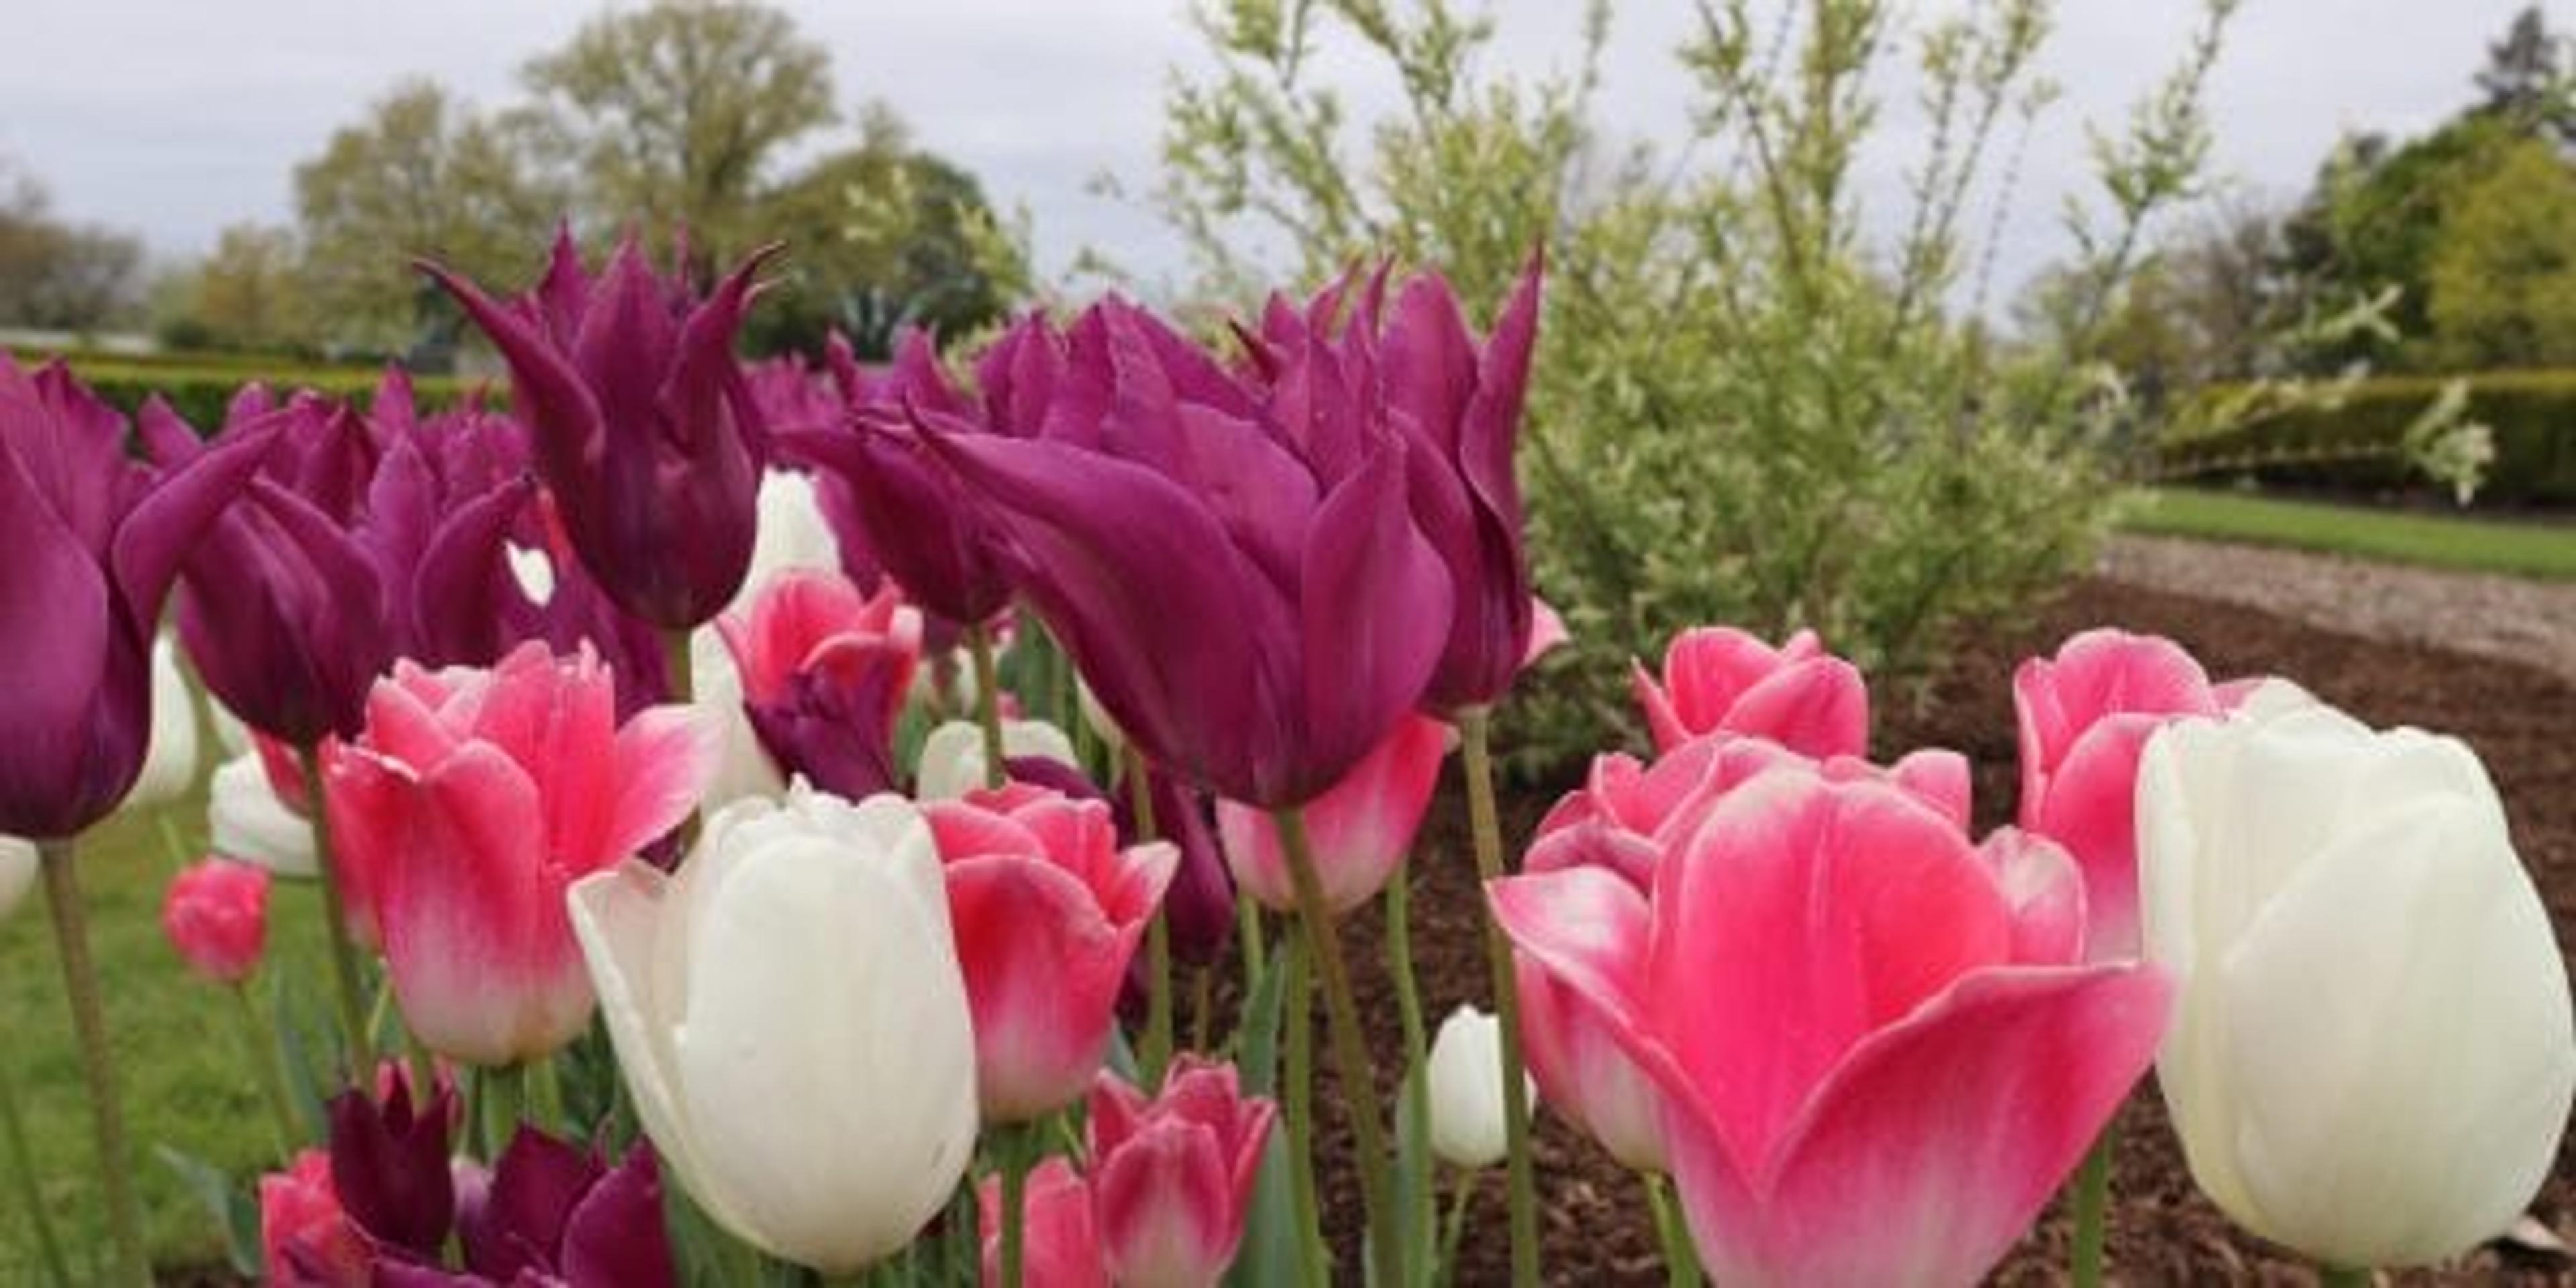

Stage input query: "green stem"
[
  {"left": 531, "top": 1055, "right": 567, "bottom": 1135},
  {"left": 482, "top": 1063, "right": 527, "bottom": 1161},
  {"left": 1126, "top": 747, "right": 1173, "bottom": 1085},
  {"left": 1458, "top": 708, "right": 1539, "bottom": 1288},
  {"left": 1237, "top": 895, "right": 1267, "bottom": 988},
  {"left": 0, "top": 1026, "right": 73, "bottom": 1288},
  {"left": 2070, "top": 1119, "right": 2115, "bottom": 1288},
  {"left": 231, "top": 985, "right": 301, "bottom": 1162},
  {"left": 297, "top": 746, "right": 374, "bottom": 1079},
  {"left": 1283, "top": 937, "right": 1324, "bottom": 1288},
  {"left": 1642, "top": 1171, "right": 1703, "bottom": 1288},
  {"left": 967, "top": 621, "right": 1007, "bottom": 790},
  {"left": 36, "top": 838, "right": 149, "bottom": 1287},
  {"left": 1387, "top": 868, "right": 1434, "bottom": 1286},
  {"left": 658, "top": 627, "right": 695, "bottom": 706},
  {"left": 2318, "top": 1267, "right": 2373, "bottom": 1288},
  {"left": 998, "top": 1128, "right": 1033, "bottom": 1288},
  {"left": 404, "top": 1029, "right": 439, "bottom": 1118},
  {"left": 1272, "top": 808, "right": 1399, "bottom": 1288},
  {"left": 1437, "top": 1171, "right": 1480, "bottom": 1288}
]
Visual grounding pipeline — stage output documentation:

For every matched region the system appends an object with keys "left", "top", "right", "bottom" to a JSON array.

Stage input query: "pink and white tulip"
[
  {"left": 1216, "top": 712, "right": 1445, "bottom": 916},
  {"left": 1089, "top": 1057, "right": 1275, "bottom": 1288},
  {"left": 2015, "top": 628, "right": 2229, "bottom": 960},
  {"left": 162, "top": 858, "right": 270, "bottom": 986},
  {"left": 1631, "top": 627, "right": 1866, "bottom": 758},
  {"left": 979, "top": 1157, "right": 1106, "bottom": 1288},
  {"left": 258, "top": 1149, "right": 367, "bottom": 1287},
  {"left": 927, "top": 784, "right": 1178, "bottom": 1121},
  {"left": 325, "top": 641, "right": 712, "bottom": 1065},
  {"left": 715, "top": 568, "right": 923, "bottom": 802},
  {"left": 1490, "top": 768, "right": 2170, "bottom": 1285}
]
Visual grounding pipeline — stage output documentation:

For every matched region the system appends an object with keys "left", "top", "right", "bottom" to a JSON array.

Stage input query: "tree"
[
  {"left": 2426, "top": 136, "right": 2576, "bottom": 368},
  {"left": 522, "top": 0, "right": 837, "bottom": 264},
  {"left": 293, "top": 80, "right": 567, "bottom": 354},
  {"left": 186, "top": 223, "right": 312, "bottom": 353},
  {"left": 2475, "top": 5, "right": 2574, "bottom": 144},
  {"left": 0, "top": 157, "right": 144, "bottom": 331}
]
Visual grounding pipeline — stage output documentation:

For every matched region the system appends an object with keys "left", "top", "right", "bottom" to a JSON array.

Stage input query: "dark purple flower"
[
  {"left": 425, "top": 229, "right": 776, "bottom": 629},
  {"left": 0, "top": 356, "right": 274, "bottom": 837},
  {"left": 326, "top": 1067, "right": 457, "bottom": 1260},
  {"left": 1118, "top": 767, "right": 1234, "bottom": 965},
  {"left": 924, "top": 299, "right": 1454, "bottom": 808}
]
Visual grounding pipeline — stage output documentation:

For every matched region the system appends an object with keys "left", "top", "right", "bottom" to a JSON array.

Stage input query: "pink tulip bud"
[
  {"left": 979, "top": 1156, "right": 1106, "bottom": 1288},
  {"left": 1216, "top": 712, "right": 1446, "bottom": 916},
  {"left": 258, "top": 1150, "right": 366, "bottom": 1287},
  {"left": 1089, "top": 1057, "right": 1276, "bottom": 1288},
  {"left": 1630, "top": 627, "right": 1867, "bottom": 758},
  {"left": 161, "top": 858, "right": 270, "bottom": 986}
]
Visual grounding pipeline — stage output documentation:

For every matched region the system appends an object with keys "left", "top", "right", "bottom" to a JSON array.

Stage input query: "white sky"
[{"left": 1, "top": 0, "right": 2563, "bottom": 304}]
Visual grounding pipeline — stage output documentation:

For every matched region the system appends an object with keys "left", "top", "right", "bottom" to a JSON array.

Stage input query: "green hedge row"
[
  {"left": 2161, "top": 369, "right": 2576, "bottom": 506},
  {"left": 7, "top": 352, "right": 482, "bottom": 431}
]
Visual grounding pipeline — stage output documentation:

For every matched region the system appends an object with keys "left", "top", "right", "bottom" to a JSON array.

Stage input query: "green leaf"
[{"left": 154, "top": 1144, "right": 259, "bottom": 1279}]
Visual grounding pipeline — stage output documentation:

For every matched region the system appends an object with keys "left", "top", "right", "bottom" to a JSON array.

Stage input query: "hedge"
[
  {"left": 2159, "top": 369, "right": 2576, "bottom": 506},
  {"left": 5, "top": 349, "right": 484, "bottom": 431}
]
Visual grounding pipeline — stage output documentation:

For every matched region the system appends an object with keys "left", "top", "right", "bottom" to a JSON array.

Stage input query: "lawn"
[
  {"left": 1, "top": 776, "right": 333, "bottom": 1280},
  {"left": 2120, "top": 488, "right": 2576, "bottom": 581}
]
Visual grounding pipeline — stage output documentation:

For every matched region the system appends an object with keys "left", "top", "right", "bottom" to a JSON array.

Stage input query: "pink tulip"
[
  {"left": 162, "top": 858, "right": 270, "bottom": 986},
  {"left": 1490, "top": 768, "right": 2169, "bottom": 1284},
  {"left": 716, "top": 568, "right": 924, "bottom": 799},
  {"left": 1214, "top": 712, "right": 1445, "bottom": 916},
  {"left": 979, "top": 1157, "right": 1106, "bottom": 1288},
  {"left": 324, "top": 641, "right": 712, "bottom": 1065},
  {"left": 1631, "top": 627, "right": 1866, "bottom": 757},
  {"left": 259, "top": 1149, "right": 368, "bottom": 1287},
  {"left": 926, "top": 784, "right": 1178, "bottom": 1121},
  {"left": 2014, "top": 628, "right": 2225, "bottom": 961},
  {"left": 1088, "top": 1057, "right": 1276, "bottom": 1288}
]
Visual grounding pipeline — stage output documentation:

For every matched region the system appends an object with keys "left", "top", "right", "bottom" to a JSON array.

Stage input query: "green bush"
[
  {"left": 7, "top": 351, "right": 481, "bottom": 431},
  {"left": 2163, "top": 369, "right": 2576, "bottom": 505}
]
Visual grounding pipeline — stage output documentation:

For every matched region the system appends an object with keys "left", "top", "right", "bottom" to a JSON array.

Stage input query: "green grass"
[
  {"left": 2119, "top": 488, "right": 2576, "bottom": 581},
  {"left": 1, "top": 757, "right": 337, "bottom": 1280}
]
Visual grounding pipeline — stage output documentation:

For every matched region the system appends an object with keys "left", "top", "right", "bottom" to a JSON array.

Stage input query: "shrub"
[
  {"left": 6, "top": 351, "right": 481, "bottom": 430},
  {"left": 2162, "top": 369, "right": 2576, "bottom": 505}
]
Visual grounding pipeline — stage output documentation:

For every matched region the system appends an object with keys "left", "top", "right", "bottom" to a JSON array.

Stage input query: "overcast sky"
[{"left": 2, "top": 0, "right": 2563, "bottom": 303}]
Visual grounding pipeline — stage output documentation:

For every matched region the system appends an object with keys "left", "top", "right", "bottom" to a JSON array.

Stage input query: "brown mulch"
[{"left": 1303, "top": 574, "right": 2576, "bottom": 1285}]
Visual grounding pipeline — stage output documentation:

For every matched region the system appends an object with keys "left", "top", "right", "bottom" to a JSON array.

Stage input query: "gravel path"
[{"left": 2099, "top": 534, "right": 2576, "bottom": 686}]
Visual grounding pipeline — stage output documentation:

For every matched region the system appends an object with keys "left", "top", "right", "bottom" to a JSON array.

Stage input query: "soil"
[{"left": 1301, "top": 574, "right": 2576, "bottom": 1286}]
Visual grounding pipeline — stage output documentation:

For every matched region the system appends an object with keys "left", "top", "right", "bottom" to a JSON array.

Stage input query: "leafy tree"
[
  {"left": 2426, "top": 136, "right": 2576, "bottom": 369},
  {"left": 293, "top": 80, "right": 567, "bottom": 355},
  {"left": 183, "top": 223, "right": 313, "bottom": 354},
  {"left": 0, "top": 158, "right": 144, "bottom": 331},
  {"left": 2475, "top": 5, "right": 2574, "bottom": 144},
  {"left": 522, "top": 0, "right": 837, "bottom": 264}
]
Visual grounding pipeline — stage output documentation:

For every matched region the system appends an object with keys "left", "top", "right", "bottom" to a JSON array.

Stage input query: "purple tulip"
[
  {"left": 424, "top": 229, "right": 776, "bottom": 629},
  {"left": 0, "top": 356, "right": 274, "bottom": 837},
  {"left": 1118, "top": 767, "right": 1235, "bottom": 965},
  {"left": 327, "top": 1068, "right": 457, "bottom": 1260},
  {"left": 924, "top": 299, "right": 1454, "bottom": 808},
  {"left": 429, "top": 1130, "right": 671, "bottom": 1287}
]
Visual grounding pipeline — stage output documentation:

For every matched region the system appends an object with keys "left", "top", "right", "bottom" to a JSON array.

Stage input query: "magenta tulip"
[
  {"left": 921, "top": 298, "right": 1453, "bottom": 808},
  {"left": 979, "top": 1157, "right": 1106, "bottom": 1288},
  {"left": 2015, "top": 628, "right": 2229, "bottom": 960},
  {"left": 716, "top": 568, "right": 923, "bottom": 799},
  {"left": 1216, "top": 712, "right": 1446, "bottom": 916},
  {"left": 1089, "top": 1057, "right": 1276, "bottom": 1288},
  {"left": 1630, "top": 627, "right": 1867, "bottom": 759},
  {"left": 383, "top": 1130, "right": 673, "bottom": 1287},
  {"left": 926, "top": 783, "right": 1178, "bottom": 1120},
  {"left": 323, "top": 642, "right": 712, "bottom": 1065},
  {"left": 161, "top": 858, "right": 270, "bottom": 986},
  {"left": 1490, "top": 768, "right": 2169, "bottom": 1284},
  {"left": 425, "top": 230, "right": 775, "bottom": 629},
  {"left": 0, "top": 356, "right": 274, "bottom": 837},
  {"left": 327, "top": 1068, "right": 458, "bottom": 1262}
]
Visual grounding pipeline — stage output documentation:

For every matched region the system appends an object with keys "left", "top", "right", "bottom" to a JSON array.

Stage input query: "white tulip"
[
  {"left": 1426, "top": 1004, "right": 1532, "bottom": 1171},
  {"left": 689, "top": 627, "right": 787, "bottom": 809},
  {"left": 208, "top": 696, "right": 250, "bottom": 757},
  {"left": 914, "top": 718, "right": 1079, "bottom": 800},
  {"left": 125, "top": 635, "right": 199, "bottom": 810},
  {"left": 505, "top": 543, "right": 557, "bottom": 605},
  {"left": 731, "top": 470, "right": 843, "bottom": 614},
  {"left": 0, "top": 837, "right": 36, "bottom": 921},
  {"left": 568, "top": 784, "right": 979, "bottom": 1275},
  {"left": 209, "top": 753, "right": 314, "bottom": 877},
  {"left": 2139, "top": 687, "right": 2576, "bottom": 1269}
]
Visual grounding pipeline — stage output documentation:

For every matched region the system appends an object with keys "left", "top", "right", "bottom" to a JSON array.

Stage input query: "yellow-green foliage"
[
  {"left": 2164, "top": 370, "right": 2576, "bottom": 505},
  {"left": 7, "top": 351, "right": 481, "bottom": 431}
]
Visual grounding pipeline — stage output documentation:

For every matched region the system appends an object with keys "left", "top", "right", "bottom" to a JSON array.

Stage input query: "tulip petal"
[
  {"left": 606, "top": 704, "right": 715, "bottom": 861},
  {"left": 1296, "top": 445, "right": 1451, "bottom": 801},
  {"left": 0, "top": 435, "right": 114, "bottom": 830},
  {"left": 946, "top": 852, "right": 1138, "bottom": 1120}
]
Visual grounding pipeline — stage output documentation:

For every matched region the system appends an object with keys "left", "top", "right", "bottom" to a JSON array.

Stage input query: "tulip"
[
  {"left": 1122, "top": 769, "right": 1236, "bottom": 966},
  {"left": 569, "top": 784, "right": 980, "bottom": 1273},
  {"left": 327, "top": 1069, "right": 458, "bottom": 1262},
  {"left": 1426, "top": 1006, "right": 1529, "bottom": 1171},
  {"left": 2137, "top": 685, "right": 2576, "bottom": 1270},
  {"left": 1089, "top": 1057, "right": 1275, "bottom": 1288},
  {"left": 917, "top": 717, "right": 1080, "bottom": 801},
  {"left": 426, "top": 229, "right": 775, "bottom": 628},
  {"left": 738, "top": 468, "right": 849, "bottom": 608},
  {"left": 922, "top": 299, "right": 1453, "bottom": 809},
  {"left": 1490, "top": 767, "right": 2169, "bottom": 1285},
  {"left": 0, "top": 355, "right": 274, "bottom": 838},
  {"left": 0, "top": 837, "right": 34, "bottom": 922},
  {"left": 324, "top": 642, "right": 712, "bottom": 1065},
  {"left": 714, "top": 569, "right": 922, "bottom": 802},
  {"left": 2015, "top": 628, "right": 2229, "bottom": 961},
  {"left": 210, "top": 750, "right": 318, "bottom": 878},
  {"left": 161, "top": 859, "right": 270, "bottom": 986},
  {"left": 404, "top": 1130, "right": 673, "bottom": 1287},
  {"left": 979, "top": 1157, "right": 1106, "bottom": 1288},
  {"left": 1215, "top": 712, "right": 1445, "bottom": 916},
  {"left": 260, "top": 1150, "right": 368, "bottom": 1287},
  {"left": 1630, "top": 627, "right": 1867, "bottom": 759},
  {"left": 127, "top": 636, "right": 199, "bottom": 808},
  {"left": 927, "top": 783, "right": 1179, "bottom": 1120}
]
